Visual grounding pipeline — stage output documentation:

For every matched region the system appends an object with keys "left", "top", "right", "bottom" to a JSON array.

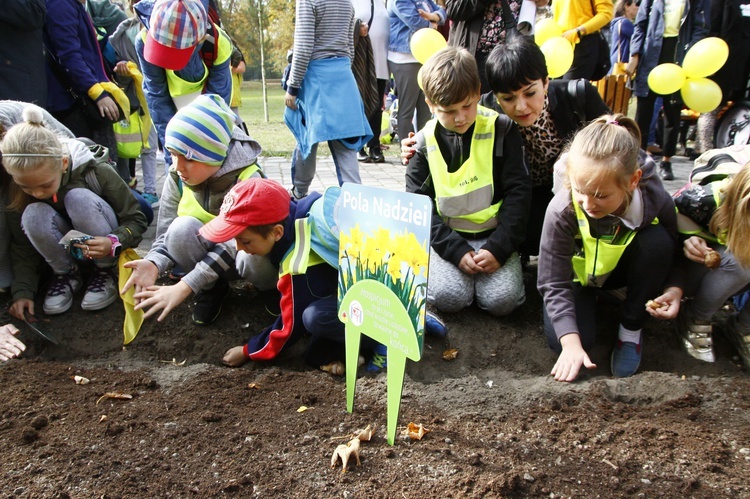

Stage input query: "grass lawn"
[
  {"left": 236, "top": 80, "right": 297, "bottom": 157},
  {"left": 235, "top": 80, "right": 398, "bottom": 159}
]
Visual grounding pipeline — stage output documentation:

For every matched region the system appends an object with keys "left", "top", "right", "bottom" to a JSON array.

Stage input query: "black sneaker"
[
  {"left": 192, "top": 278, "right": 230, "bottom": 325},
  {"left": 357, "top": 148, "right": 371, "bottom": 162},
  {"left": 660, "top": 160, "right": 674, "bottom": 181},
  {"left": 369, "top": 147, "right": 385, "bottom": 163}
]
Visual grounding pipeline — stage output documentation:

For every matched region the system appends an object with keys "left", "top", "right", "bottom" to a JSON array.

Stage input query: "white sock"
[{"left": 618, "top": 325, "right": 642, "bottom": 344}]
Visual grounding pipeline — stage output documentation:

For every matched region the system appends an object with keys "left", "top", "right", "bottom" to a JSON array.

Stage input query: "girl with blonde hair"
[
  {"left": 538, "top": 114, "right": 679, "bottom": 381},
  {"left": 1, "top": 106, "right": 147, "bottom": 316}
]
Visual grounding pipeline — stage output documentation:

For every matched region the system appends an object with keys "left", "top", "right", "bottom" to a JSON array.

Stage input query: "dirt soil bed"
[{"left": 1, "top": 271, "right": 749, "bottom": 498}]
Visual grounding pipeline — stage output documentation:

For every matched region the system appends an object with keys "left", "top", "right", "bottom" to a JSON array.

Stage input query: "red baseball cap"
[
  {"left": 199, "top": 179, "right": 291, "bottom": 242},
  {"left": 144, "top": 0, "right": 207, "bottom": 71}
]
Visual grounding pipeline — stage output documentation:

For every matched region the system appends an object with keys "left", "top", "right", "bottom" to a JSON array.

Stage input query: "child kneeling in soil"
[
  {"left": 647, "top": 151, "right": 750, "bottom": 367},
  {"left": 404, "top": 47, "right": 531, "bottom": 320},
  {"left": 538, "top": 114, "right": 680, "bottom": 381},
  {"left": 199, "top": 178, "right": 370, "bottom": 368},
  {"left": 1, "top": 106, "right": 148, "bottom": 315},
  {"left": 121, "top": 94, "right": 275, "bottom": 326}
]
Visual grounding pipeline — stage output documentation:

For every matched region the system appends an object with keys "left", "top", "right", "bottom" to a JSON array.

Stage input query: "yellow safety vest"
[
  {"left": 177, "top": 165, "right": 259, "bottom": 223},
  {"left": 280, "top": 217, "right": 325, "bottom": 276},
  {"left": 231, "top": 72, "right": 243, "bottom": 108},
  {"left": 571, "top": 198, "right": 656, "bottom": 287},
  {"left": 424, "top": 106, "right": 501, "bottom": 233}
]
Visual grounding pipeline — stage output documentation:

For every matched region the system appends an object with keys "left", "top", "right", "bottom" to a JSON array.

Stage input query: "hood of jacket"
[
  {"left": 63, "top": 138, "right": 96, "bottom": 172},
  {"left": 221, "top": 127, "right": 263, "bottom": 172}
]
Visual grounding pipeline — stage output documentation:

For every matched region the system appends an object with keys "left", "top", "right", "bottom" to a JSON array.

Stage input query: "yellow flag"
[{"left": 118, "top": 249, "right": 145, "bottom": 345}]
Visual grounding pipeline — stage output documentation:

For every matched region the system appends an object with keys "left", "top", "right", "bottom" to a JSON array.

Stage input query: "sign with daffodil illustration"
[{"left": 337, "top": 184, "right": 431, "bottom": 445}]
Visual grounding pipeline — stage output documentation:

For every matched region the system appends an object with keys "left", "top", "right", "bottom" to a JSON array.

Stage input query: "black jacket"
[{"left": 0, "top": 0, "right": 47, "bottom": 105}]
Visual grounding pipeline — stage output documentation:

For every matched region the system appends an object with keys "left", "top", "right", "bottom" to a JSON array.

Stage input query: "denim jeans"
[{"left": 22, "top": 188, "right": 118, "bottom": 272}]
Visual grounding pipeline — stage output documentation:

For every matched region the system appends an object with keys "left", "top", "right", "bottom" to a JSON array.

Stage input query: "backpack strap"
[
  {"left": 567, "top": 79, "right": 588, "bottom": 127},
  {"left": 493, "top": 114, "right": 514, "bottom": 157},
  {"left": 200, "top": 22, "right": 219, "bottom": 69}
]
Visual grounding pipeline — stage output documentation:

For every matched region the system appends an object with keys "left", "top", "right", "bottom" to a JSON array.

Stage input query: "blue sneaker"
[
  {"left": 142, "top": 192, "right": 159, "bottom": 207},
  {"left": 365, "top": 344, "right": 387, "bottom": 373},
  {"left": 610, "top": 338, "right": 642, "bottom": 378},
  {"left": 425, "top": 306, "right": 447, "bottom": 338}
]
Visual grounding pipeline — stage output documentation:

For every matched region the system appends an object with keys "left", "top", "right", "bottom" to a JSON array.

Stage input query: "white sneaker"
[
  {"left": 44, "top": 271, "right": 83, "bottom": 315},
  {"left": 81, "top": 269, "right": 118, "bottom": 311}
]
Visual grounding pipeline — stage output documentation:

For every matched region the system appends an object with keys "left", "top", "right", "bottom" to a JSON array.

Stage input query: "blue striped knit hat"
[{"left": 165, "top": 94, "right": 236, "bottom": 166}]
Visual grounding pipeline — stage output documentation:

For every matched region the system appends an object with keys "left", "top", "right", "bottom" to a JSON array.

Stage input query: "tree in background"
[{"left": 217, "top": 0, "right": 294, "bottom": 79}]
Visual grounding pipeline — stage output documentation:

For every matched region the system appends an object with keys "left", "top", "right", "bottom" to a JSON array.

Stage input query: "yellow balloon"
[
  {"left": 682, "top": 37, "right": 729, "bottom": 79},
  {"left": 535, "top": 18, "right": 564, "bottom": 46},
  {"left": 647, "top": 63, "right": 686, "bottom": 95},
  {"left": 410, "top": 28, "right": 447, "bottom": 65},
  {"left": 540, "top": 37, "right": 574, "bottom": 78},
  {"left": 681, "top": 78, "right": 723, "bottom": 113},
  {"left": 417, "top": 66, "right": 425, "bottom": 91}
]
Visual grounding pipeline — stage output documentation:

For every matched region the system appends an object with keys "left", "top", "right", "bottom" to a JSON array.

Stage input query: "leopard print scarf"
[{"left": 519, "top": 95, "right": 564, "bottom": 187}]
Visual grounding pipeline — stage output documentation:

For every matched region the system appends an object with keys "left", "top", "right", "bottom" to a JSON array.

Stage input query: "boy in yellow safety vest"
[
  {"left": 405, "top": 47, "right": 532, "bottom": 328},
  {"left": 134, "top": 0, "right": 233, "bottom": 168},
  {"left": 121, "top": 94, "right": 271, "bottom": 326}
]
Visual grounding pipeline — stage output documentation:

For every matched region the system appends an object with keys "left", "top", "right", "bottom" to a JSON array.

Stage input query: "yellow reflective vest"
[
  {"left": 423, "top": 106, "right": 501, "bottom": 233},
  {"left": 571, "top": 198, "right": 638, "bottom": 287},
  {"left": 176, "top": 165, "right": 259, "bottom": 223},
  {"left": 280, "top": 217, "right": 326, "bottom": 277}
]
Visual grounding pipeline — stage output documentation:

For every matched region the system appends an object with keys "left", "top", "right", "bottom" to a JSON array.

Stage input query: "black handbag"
[
  {"left": 591, "top": 31, "right": 612, "bottom": 81},
  {"left": 589, "top": 0, "right": 612, "bottom": 80}
]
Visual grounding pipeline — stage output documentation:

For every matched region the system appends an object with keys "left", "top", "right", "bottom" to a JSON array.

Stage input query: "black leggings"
[
  {"left": 634, "top": 37, "right": 681, "bottom": 156},
  {"left": 544, "top": 223, "right": 675, "bottom": 352}
]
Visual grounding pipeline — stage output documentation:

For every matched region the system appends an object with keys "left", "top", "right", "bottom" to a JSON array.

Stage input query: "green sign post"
[{"left": 337, "top": 184, "right": 432, "bottom": 444}]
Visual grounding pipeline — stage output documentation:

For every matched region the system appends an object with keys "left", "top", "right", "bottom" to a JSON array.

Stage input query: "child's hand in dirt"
[
  {"left": 400, "top": 132, "right": 416, "bottom": 165},
  {"left": 9, "top": 298, "right": 34, "bottom": 321},
  {"left": 683, "top": 236, "right": 711, "bottom": 264},
  {"left": 645, "top": 286, "right": 682, "bottom": 319},
  {"left": 472, "top": 249, "right": 500, "bottom": 274},
  {"left": 458, "top": 251, "right": 482, "bottom": 274},
  {"left": 222, "top": 346, "right": 249, "bottom": 367},
  {"left": 551, "top": 333, "right": 597, "bottom": 382},
  {"left": 121, "top": 259, "right": 159, "bottom": 303},
  {"left": 133, "top": 281, "right": 192, "bottom": 322},
  {"left": 0, "top": 324, "right": 25, "bottom": 361}
]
